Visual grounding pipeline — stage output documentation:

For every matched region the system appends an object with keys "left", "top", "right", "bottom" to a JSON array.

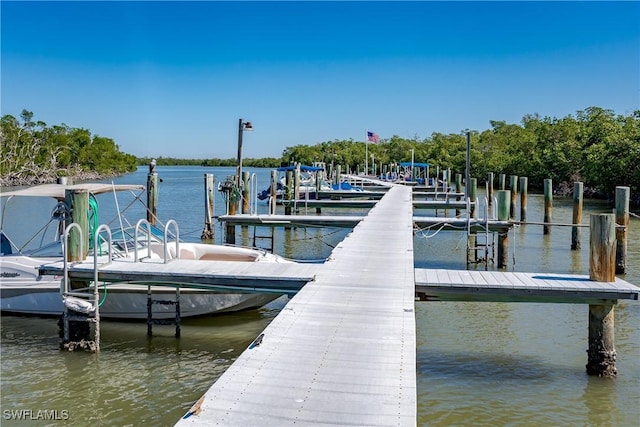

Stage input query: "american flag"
[{"left": 367, "top": 131, "right": 380, "bottom": 144}]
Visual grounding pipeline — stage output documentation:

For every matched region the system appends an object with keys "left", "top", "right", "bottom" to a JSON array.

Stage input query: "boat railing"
[
  {"left": 134, "top": 219, "right": 153, "bottom": 262},
  {"left": 62, "top": 222, "right": 85, "bottom": 298},
  {"left": 163, "top": 220, "right": 179, "bottom": 264}
]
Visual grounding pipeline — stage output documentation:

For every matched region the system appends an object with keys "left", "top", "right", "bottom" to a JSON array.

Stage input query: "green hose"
[
  {"left": 87, "top": 194, "right": 109, "bottom": 306},
  {"left": 88, "top": 194, "right": 99, "bottom": 252}
]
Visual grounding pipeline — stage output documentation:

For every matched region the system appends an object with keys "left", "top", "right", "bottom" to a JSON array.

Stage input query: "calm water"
[{"left": 1, "top": 166, "right": 638, "bottom": 426}]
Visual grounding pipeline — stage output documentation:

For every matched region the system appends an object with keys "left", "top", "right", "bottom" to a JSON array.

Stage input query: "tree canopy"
[
  {"left": 2, "top": 107, "right": 638, "bottom": 201},
  {"left": 1, "top": 110, "right": 137, "bottom": 186},
  {"left": 278, "top": 107, "right": 639, "bottom": 199}
]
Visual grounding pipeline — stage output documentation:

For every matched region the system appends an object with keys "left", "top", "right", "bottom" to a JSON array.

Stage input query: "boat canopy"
[
  {"left": 0, "top": 183, "right": 146, "bottom": 201},
  {"left": 276, "top": 165, "right": 324, "bottom": 172},
  {"left": 399, "top": 162, "right": 429, "bottom": 168}
]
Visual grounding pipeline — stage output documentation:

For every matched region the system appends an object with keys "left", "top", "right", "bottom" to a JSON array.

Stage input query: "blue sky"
[{"left": 2, "top": 1, "right": 639, "bottom": 159}]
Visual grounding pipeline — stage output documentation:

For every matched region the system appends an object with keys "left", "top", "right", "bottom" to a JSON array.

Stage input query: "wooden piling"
[
  {"left": 498, "top": 173, "right": 506, "bottom": 191},
  {"left": 284, "top": 170, "right": 293, "bottom": 217},
  {"left": 469, "top": 178, "right": 477, "bottom": 219},
  {"left": 294, "top": 163, "right": 301, "bottom": 202},
  {"left": 455, "top": 173, "right": 463, "bottom": 216},
  {"left": 147, "top": 171, "right": 159, "bottom": 225},
  {"left": 571, "top": 182, "right": 584, "bottom": 250},
  {"left": 487, "top": 172, "right": 494, "bottom": 206},
  {"left": 225, "top": 176, "right": 238, "bottom": 245},
  {"left": 615, "top": 186, "right": 630, "bottom": 274},
  {"left": 270, "top": 170, "right": 277, "bottom": 215},
  {"left": 519, "top": 176, "right": 528, "bottom": 222},
  {"left": 315, "top": 170, "right": 322, "bottom": 213},
  {"left": 497, "top": 190, "right": 510, "bottom": 269},
  {"left": 587, "top": 213, "right": 617, "bottom": 376},
  {"left": 65, "top": 189, "right": 89, "bottom": 261},
  {"left": 201, "top": 174, "right": 215, "bottom": 240},
  {"left": 64, "top": 189, "right": 90, "bottom": 316},
  {"left": 509, "top": 175, "right": 518, "bottom": 220},
  {"left": 543, "top": 179, "right": 553, "bottom": 235},
  {"left": 242, "top": 171, "right": 250, "bottom": 215}
]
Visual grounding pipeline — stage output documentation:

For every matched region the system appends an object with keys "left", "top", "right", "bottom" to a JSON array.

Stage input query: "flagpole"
[{"left": 365, "top": 130, "right": 368, "bottom": 176}]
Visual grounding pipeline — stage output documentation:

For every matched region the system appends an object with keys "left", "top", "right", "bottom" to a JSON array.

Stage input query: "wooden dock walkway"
[
  {"left": 275, "top": 199, "right": 472, "bottom": 210},
  {"left": 175, "top": 185, "right": 417, "bottom": 426},
  {"left": 220, "top": 213, "right": 511, "bottom": 232},
  {"left": 40, "top": 258, "right": 316, "bottom": 294},
  {"left": 415, "top": 269, "right": 639, "bottom": 303}
]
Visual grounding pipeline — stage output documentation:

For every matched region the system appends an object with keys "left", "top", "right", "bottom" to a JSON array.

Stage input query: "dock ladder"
[
  {"left": 135, "top": 219, "right": 182, "bottom": 338},
  {"left": 466, "top": 197, "right": 495, "bottom": 269},
  {"left": 252, "top": 226, "right": 275, "bottom": 253}
]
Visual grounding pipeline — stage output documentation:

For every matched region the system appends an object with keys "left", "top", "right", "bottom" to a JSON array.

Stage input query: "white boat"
[{"left": 0, "top": 183, "right": 288, "bottom": 319}]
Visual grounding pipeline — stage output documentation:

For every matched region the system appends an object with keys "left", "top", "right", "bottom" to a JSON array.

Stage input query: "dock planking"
[
  {"left": 175, "top": 185, "right": 417, "bottom": 426},
  {"left": 415, "top": 269, "right": 639, "bottom": 303},
  {"left": 39, "top": 258, "right": 316, "bottom": 294},
  {"left": 273, "top": 199, "right": 472, "bottom": 210},
  {"left": 219, "top": 213, "right": 512, "bottom": 232}
]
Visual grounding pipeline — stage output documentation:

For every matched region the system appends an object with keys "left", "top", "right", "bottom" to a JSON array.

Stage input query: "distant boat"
[
  {"left": 257, "top": 165, "right": 368, "bottom": 202},
  {"left": 257, "top": 165, "right": 330, "bottom": 201},
  {"left": 0, "top": 183, "right": 288, "bottom": 319}
]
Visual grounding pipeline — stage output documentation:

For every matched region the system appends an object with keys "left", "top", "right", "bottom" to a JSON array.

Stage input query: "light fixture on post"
[{"left": 236, "top": 118, "right": 253, "bottom": 190}]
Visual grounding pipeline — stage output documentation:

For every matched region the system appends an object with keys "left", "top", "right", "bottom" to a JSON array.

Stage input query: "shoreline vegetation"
[{"left": 2, "top": 108, "right": 638, "bottom": 205}]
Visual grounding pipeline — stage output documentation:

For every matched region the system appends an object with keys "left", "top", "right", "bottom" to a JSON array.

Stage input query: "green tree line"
[
  {"left": 279, "top": 107, "right": 639, "bottom": 199},
  {"left": 2, "top": 107, "right": 638, "bottom": 201},
  {"left": 1, "top": 110, "right": 137, "bottom": 186},
  {"left": 136, "top": 156, "right": 280, "bottom": 168}
]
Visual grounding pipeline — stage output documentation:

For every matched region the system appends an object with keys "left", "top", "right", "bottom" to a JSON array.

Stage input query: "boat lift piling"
[
  {"left": 509, "top": 175, "right": 518, "bottom": 220},
  {"left": 455, "top": 173, "right": 463, "bottom": 216},
  {"left": 615, "top": 186, "right": 630, "bottom": 274},
  {"left": 572, "top": 182, "right": 584, "bottom": 250},
  {"left": 241, "top": 171, "right": 250, "bottom": 216},
  {"left": 487, "top": 172, "right": 494, "bottom": 206},
  {"left": 587, "top": 213, "right": 617, "bottom": 376},
  {"left": 544, "top": 178, "right": 553, "bottom": 235},
  {"left": 201, "top": 173, "right": 215, "bottom": 240},
  {"left": 519, "top": 176, "right": 528, "bottom": 222},
  {"left": 147, "top": 162, "right": 159, "bottom": 226},
  {"left": 497, "top": 190, "right": 510, "bottom": 269}
]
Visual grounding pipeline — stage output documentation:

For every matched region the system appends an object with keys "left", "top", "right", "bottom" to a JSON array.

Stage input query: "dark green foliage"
[
  {"left": 1, "top": 110, "right": 137, "bottom": 185},
  {"left": 4, "top": 108, "right": 638, "bottom": 200},
  {"left": 275, "top": 107, "right": 639, "bottom": 199},
  {"left": 136, "top": 157, "right": 281, "bottom": 168}
]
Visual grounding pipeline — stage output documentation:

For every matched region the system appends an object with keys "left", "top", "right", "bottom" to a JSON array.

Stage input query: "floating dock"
[
  {"left": 219, "top": 213, "right": 512, "bottom": 232},
  {"left": 176, "top": 185, "right": 418, "bottom": 425},
  {"left": 415, "top": 269, "right": 639, "bottom": 303}
]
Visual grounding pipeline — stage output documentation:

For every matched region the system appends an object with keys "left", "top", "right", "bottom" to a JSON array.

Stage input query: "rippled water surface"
[{"left": 1, "top": 166, "right": 638, "bottom": 426}]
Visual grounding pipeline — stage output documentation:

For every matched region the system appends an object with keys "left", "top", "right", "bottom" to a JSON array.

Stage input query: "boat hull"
[
  {"left": 1, "top": 281, "right": 281, "bottom": 320},
  {"left": 0, "top": 255, "right": 282, "bottom": 319}
]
